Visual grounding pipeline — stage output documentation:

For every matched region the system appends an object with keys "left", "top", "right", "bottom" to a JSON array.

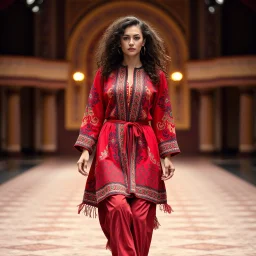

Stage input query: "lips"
[{"left": 128, "top": 48, "right": 136, "bottom": 51}]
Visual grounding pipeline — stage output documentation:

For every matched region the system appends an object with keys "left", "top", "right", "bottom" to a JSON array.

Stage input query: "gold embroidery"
[
  {"left": 107, "top": 88, "right": 114, "bottom": 98},
  {"left": 147, "top": 146, "right": 159, "bottom": 165},
  {"left": 81, "top": 107, "right": 99, "bottom": 126},
  {"left": 141, "top": 110, "right": 147, "bottom": 119},
  {"left": 99, "top": 145, "right": 109, "bottom": 161},
  {"left": 156, "top": 113, "right": 175, "bottom": 133},
  {"left": 145, "top": 85, "right": 152, "bottom": 100}
]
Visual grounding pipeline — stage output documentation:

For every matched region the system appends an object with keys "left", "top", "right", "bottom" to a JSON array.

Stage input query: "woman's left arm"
[
  {"left": 151, "top": 71, "right": 181, "bottom": 180},
  {"left": 74, "top": 69, "right": 105, "bottom": 154}
]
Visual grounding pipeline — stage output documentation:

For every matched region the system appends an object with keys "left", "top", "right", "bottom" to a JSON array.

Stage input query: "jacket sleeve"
[
  {"left": 74, "top": 69, "right": 105, "bottom": 154},
  {"left": 151, "top": 71, "right": 180, "bottom": 158}
]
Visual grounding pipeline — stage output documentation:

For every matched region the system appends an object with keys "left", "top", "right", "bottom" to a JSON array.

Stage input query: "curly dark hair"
[{"left": 96, "top": 16, "right": 170, "bottom": 84}]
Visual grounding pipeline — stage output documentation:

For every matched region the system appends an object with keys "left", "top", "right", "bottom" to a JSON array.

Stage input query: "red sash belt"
[{"left": 106, "top": 119, "right": 149, "bottom": 168}]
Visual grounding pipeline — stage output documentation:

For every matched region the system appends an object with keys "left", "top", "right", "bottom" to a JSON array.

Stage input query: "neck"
[{"left": 122, "top": 55, "right": 142, "bottom": 68}]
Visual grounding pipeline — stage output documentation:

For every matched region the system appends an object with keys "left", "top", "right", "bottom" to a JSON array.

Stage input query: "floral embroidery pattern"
[
  {"left": 81, "top": 107, "right": 99, "bottom": 126},
  {"left": 145, "top": 85, "right": 152, "bottom": 100},
  {"left": 156, "top": 112, "right": 175, "bottom": 133},
  {"left": 116, "top": 67, "right": 126, "bottom": 120},
  {"left": 88, "top": 85, "right": 100, "bottom": 107},
  {"left": 99, "top": 145, "right": 108, "bottom": 161},
  {"left": 129, "top": 69, "right": 144, "bottom": 121},
  {"left": 81, "top": 84, "right": 101, "bottom": 127},
  {"left": 147, "top": 146, "right": 159, "bottom": 165},
  {"left": 156, "top": 87, "right": 176, "bottom": 138}
]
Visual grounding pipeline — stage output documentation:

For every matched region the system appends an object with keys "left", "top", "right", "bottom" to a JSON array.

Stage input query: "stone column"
[
  {"left": 214, "top": 88, "right": 222, "bottom": 151},
  {"left": 41, "top": 90, "right": 57, "bottom": 152},
  {"left": 199, "top": 89, "right": 215, "bottom": 152},
  {"left": 34, "top": 88, "right": 42, "bottom": 152},
  {"left": 0, "top": 87, "right": 7, "bottom": 151},
  {"left": 6, "top": 87, "right": 21, "bottom": 152},
  {"left": 239, "top": 88, "right": 254, "bottom": 153}
]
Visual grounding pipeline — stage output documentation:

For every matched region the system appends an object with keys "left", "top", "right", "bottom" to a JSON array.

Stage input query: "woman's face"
[{"left": 120, "top": 25, "right": 145, "bottom": 57}]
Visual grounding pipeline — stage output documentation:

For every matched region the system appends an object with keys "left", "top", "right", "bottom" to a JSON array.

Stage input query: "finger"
[
  {"left": 166, "top": 172, "right": 174, "bottom": 180},
  {"left": 83, "top": 161, "right": 88, "bottom": 171},
  {"left": 161, "top": 170, "right": 174, "bottom": 180},
  {"left": 79, "top": 169, "right": 88, "bottom": 176},
  {"left": 164, "top": 167, "right": 170, "bottom": 176},
  {"left": 77, "top": 162, "right": 88, "bottom": 176},
  {"left": 161, "top": 167, "right": 168, "bottom": 178},
  {"left": 78, "top": 164, "right": 88, "bottom": 176},
  {"left": 77, "top": 161, "right": 87, "bottom": 170},
  {"left": 161, "top": 174, "right": 172, "bottom": 181}
]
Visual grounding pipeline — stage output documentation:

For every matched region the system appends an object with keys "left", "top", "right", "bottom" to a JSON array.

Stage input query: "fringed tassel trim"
[
  {"left": 154, "top": 203, "right": 173, "bottom": 230},
  {"left": 77, "top": 202, "right": 97, "bottom": 218},
  {"left": 154, "top": 216, "right": 160, "bottom": 230},
  {"left": 159, "top": 203, "right": 174, "bottom": 214},
  {"left": 106, "top": 241, "right": 111, "bottom": 251}
]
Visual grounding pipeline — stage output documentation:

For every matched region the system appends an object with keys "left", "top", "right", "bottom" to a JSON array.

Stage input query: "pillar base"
[
  {"left": 200, "top": 144, "right": 215, "bottom": 152},
  {"left": 239, "top": 144, "right": 255, "bottom": 153},
  {"left": 41, "top": 144, "right": 57, "bottom": 152},
  {"left": 6, "top": 144, "right": 21, "bottom": 152}
]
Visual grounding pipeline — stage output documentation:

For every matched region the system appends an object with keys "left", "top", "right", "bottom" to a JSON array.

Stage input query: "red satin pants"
[{"left": 98, "top": 195, "right": 156, "bottom": 256}]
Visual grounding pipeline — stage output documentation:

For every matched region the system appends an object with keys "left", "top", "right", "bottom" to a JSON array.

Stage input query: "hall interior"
[{"left": 0, "top": 0, "right": 255, "bottom": 255}]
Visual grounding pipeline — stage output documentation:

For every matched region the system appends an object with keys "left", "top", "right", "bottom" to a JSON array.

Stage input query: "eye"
[
  {"left": 123, "top": 37, "right": 129, "bottom": 40},
  {"left": 134, "top": 37, "right": 140, "bottom": 40}
]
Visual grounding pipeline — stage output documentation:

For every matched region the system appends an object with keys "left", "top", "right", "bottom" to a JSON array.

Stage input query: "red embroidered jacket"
[{"left": 74, "top": 65, "right": 180, "bottom": 208}]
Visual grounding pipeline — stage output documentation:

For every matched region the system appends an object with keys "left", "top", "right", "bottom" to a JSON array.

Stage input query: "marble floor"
[{"left": 0, "top": 156, "right": 255, "bottom": 256}]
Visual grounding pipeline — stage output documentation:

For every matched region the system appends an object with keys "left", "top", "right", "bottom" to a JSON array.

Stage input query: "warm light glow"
[
  {"left": 73, "top": 72, "right": 85, "bottom": 82},
  {"left": 171, "top": 72, "right": 183, "bottom": 81}
]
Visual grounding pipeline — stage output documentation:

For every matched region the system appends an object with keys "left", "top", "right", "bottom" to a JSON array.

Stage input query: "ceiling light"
[
  {"left": 32, "top": 6, "right": 39, "bottom": 12},
  {"left": 209, "top": 6, "right": 216, "bottom": 13},
  {"left": 216, "top": 0, "right": 224, "bottom": 4},
  {"left": 26, "top": 0, "right": 35, "bottom": 5}
]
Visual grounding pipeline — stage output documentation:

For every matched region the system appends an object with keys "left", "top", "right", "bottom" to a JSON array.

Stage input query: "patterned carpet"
[{"left": 0, "top": 156, "right": 255, "bottom": 256}]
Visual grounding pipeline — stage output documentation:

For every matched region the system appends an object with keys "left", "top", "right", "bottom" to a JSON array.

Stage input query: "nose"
[{"left": 129, "top": 39, "right": 134, "bottom": 45}]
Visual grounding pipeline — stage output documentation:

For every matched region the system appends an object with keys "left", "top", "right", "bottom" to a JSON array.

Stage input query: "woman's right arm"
[
  {"left": 77, "top": 149, "right": 90, "bottom": 176},
  {"left": 74, "top": 69, "right": 105, "bottom": 175}
]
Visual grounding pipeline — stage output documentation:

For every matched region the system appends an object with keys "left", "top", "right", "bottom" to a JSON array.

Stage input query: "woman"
[{"left": 75, "top": 16, "right": 180, "bottom": 256}]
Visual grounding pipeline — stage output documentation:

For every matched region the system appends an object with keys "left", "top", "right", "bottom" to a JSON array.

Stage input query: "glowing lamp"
[
  {"left": 73, "top": 72, "right": 85, "bottom": 82},
  {"left": 171, "top": 72, "right": 183, "bottom": 81}
]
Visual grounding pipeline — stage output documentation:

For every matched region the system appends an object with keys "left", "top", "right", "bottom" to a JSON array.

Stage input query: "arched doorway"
[{"left": 66, "top": 1, "right": 189, "bottom": 130}]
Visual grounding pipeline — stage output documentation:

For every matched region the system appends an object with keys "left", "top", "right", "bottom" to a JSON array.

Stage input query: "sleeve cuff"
[
  {"left": 161, "top": 150, "right": 181, "bottom": 159},
  {"left": 74, "top": 144, "right": 93, "bottom": 155},
  {"left": 74, "top": 134, "right": 96, "bottom": 154},
  {"left": 159, "top": 139, "right": 180, "bottom": 158}
]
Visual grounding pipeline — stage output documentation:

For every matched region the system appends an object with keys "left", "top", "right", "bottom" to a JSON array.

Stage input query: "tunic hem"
[{"left": 77, "top": 195, "right": 173, "bottom": 230}]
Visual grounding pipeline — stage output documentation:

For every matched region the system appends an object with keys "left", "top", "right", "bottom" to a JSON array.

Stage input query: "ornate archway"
[{"left": 66, "top": 1, "right": 189, "bottom": 130}]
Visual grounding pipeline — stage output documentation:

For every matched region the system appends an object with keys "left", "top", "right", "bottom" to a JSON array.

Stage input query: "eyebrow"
[{"left": 123, "top": 34, "right": 141, "bottom": 36}]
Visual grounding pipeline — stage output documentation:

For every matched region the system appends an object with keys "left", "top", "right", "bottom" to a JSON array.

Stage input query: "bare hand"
[
  {"left": 77, "top": 149, "right": 89, "bottom": 176},
  {"left": 161, "top": 155, "right": 175, "bottom": 181}
]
